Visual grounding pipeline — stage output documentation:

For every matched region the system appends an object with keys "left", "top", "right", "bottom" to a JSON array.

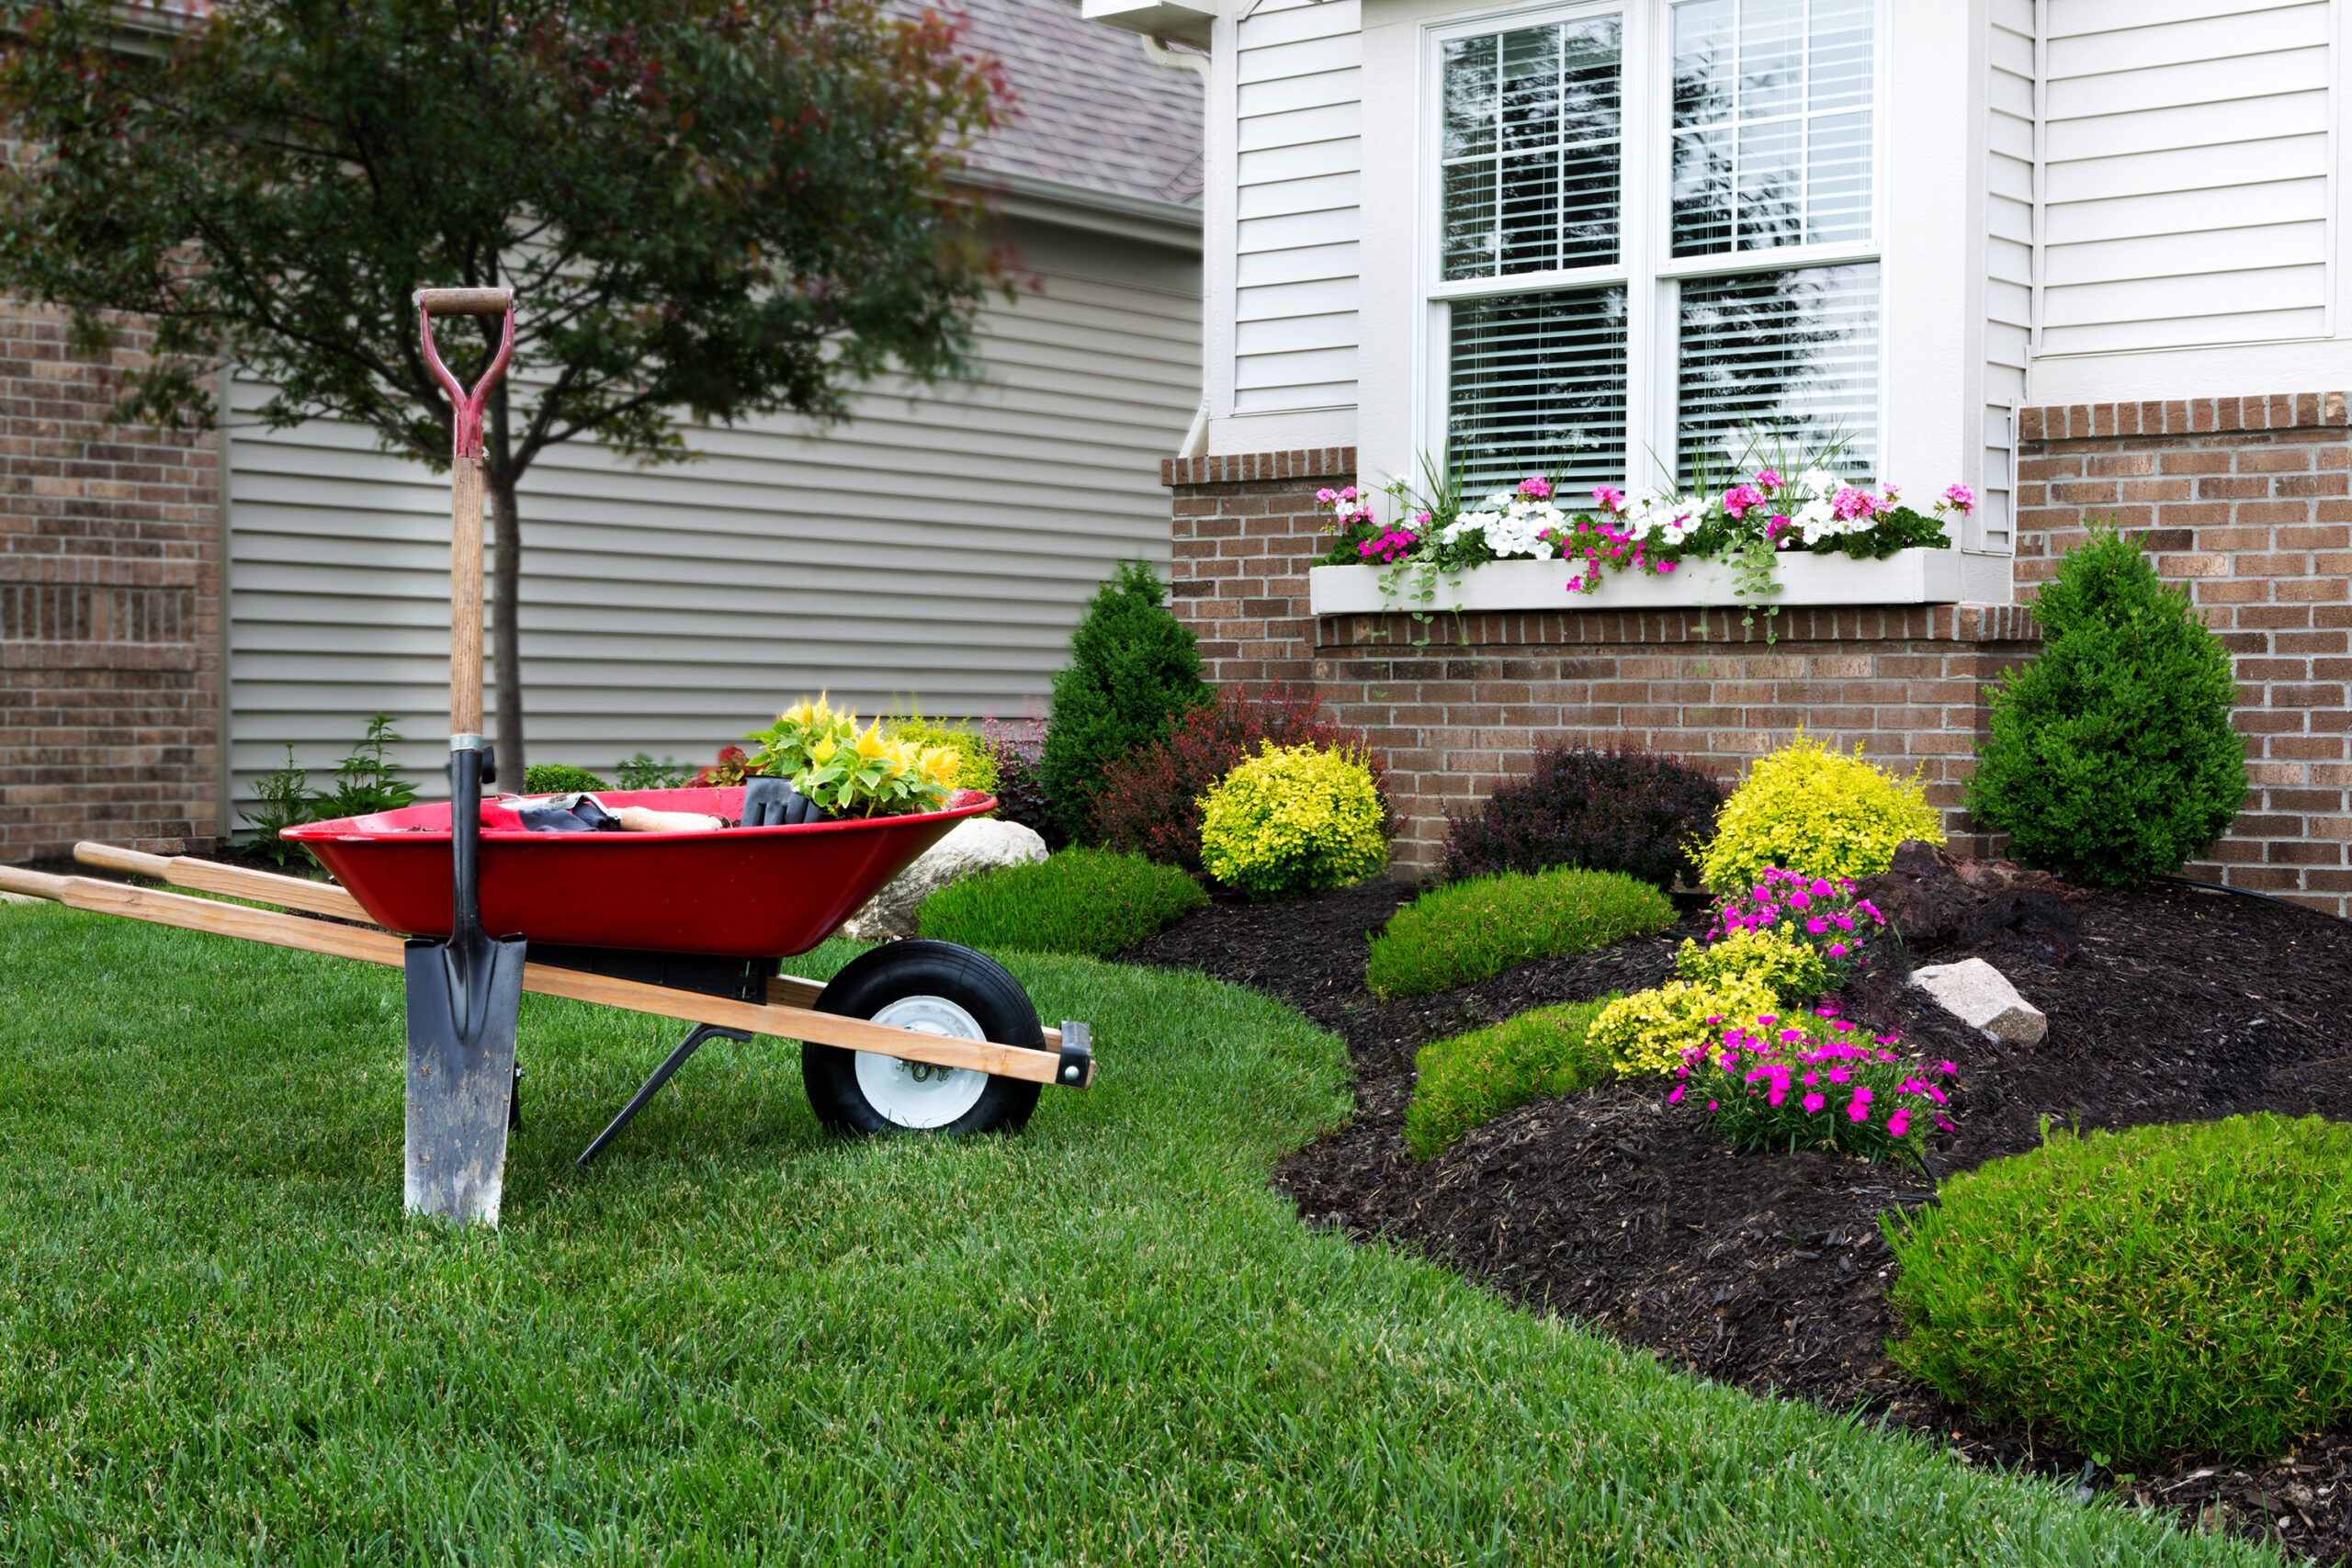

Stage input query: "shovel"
[{"left": 404, "top": 286, "right": 526, "bottom": 1225}]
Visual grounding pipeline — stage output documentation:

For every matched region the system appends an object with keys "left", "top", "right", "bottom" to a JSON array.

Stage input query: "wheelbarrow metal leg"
[{"left": 575, "top": 1022, "right": 751, "bottom": 1167}]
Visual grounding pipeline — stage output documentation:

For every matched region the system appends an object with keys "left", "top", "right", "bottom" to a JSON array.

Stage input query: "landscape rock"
[
  {"left": 1853, "top": 840, "right": 2080, "bottom": 961},
  {"left": 1907, "top": 956, "right": 2048, "bottom": 1045},
  {"left": 840, "top": 817, "right": 1046, "bottom": 942}
]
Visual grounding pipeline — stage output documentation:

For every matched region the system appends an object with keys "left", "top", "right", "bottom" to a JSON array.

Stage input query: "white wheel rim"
[{"left": 854, "top": 995, "right": 991, "bottom": 1130}]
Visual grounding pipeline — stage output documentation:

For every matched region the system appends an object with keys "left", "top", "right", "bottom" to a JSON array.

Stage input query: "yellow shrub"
[
  {"left": 1696, "top": 735, "right": 1943, "bottom": 893},
  {"left": 1199, "top": 742, "right": 1387, "bottom": 899},
  {"left": 1675, "top": 926, "right": 1832, "bottom": 1003},
  {"left": 1588, "top": 976, "right": 1778, "bottom": 1077}
]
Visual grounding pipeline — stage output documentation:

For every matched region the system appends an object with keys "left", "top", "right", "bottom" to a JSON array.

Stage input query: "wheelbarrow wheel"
[{"left": 802, "top": 940, "right": 1044, "bottom": 1136}]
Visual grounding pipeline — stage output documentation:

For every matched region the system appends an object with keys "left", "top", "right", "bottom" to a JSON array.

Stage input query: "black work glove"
[{"left": 741, "top": 775, "right": 831, "bottom": 827}]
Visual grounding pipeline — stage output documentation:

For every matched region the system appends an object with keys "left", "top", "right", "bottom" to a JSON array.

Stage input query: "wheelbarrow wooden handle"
[
  {"left": 73, "top": 840, "right": 369, "bottom": 924},
  {"left": 414, "top": 287, "right": 514, "bottom": 316}
]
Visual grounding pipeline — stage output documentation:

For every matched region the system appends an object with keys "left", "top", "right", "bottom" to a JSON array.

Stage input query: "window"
[{"left": 1430, "top": 0, "right": 1880, "bottom": 497}]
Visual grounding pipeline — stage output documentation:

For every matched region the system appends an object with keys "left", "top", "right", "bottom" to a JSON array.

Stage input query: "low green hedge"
[
  {"left": 1366, "top": 868, "right": 1677, "bottom": 1000},
  {"left": 1885, "top": 1113, "right": 2352, "bottom": 1466},
  {"left": 523, "top": 762, "right": 612, "bottom": 795},
  {"left": 917, "top": 848, "right": 1206, "bottom": 958},
  {"left": 1406, "top": 997, "right": 1617, "bottom": 1161}
]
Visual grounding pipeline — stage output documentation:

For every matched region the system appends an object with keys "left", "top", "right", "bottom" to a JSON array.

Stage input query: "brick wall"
[
  {"left": 2018, "top": 393, "right": 2352, "bottom": 914},
  {"left": 1168, "top": 432, "right": 2352, "bottom": 917},
  {"left": 1, "top": 301, "right": 221, "bottom": 861}
]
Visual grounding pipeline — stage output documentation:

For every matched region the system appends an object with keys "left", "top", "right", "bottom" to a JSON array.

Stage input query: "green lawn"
[{"left": 0, "top": 905, "right": 2275, "bottom": 1564}]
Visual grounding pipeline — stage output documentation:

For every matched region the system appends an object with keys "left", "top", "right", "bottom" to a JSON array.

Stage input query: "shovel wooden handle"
[{"left": 450, "top": 455, "right": 486, "bottom": 737}]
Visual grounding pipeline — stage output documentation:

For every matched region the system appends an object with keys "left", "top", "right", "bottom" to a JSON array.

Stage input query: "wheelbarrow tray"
[{"left": 283, "top": 785, "right": 995, "bottom": 957}]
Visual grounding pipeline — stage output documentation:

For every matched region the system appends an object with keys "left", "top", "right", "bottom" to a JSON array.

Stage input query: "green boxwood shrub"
[
  {"left": 916, "top": 848, "right": 1206, "bottom": 957},
  {"left": 1967, "top": 528, "right": 2247, "bottom": 886},
  {"left": 1406, "top": 997, "right": 1616, "bottom": 1161},
  {"left": 522, "top": 762, "right": 611, "bottom": 795},
  {"left": 1038, "top": 562, "right": 1209, "bottom": 844},
  {"left": 1885, "top": 1113, "right": 2352, "bottom": 1466},
  {"left": 1366, "top": 868, "right": 1677, "bottom": 1000}
]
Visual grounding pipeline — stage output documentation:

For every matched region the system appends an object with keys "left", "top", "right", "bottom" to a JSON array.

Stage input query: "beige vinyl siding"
[
  {"left": 1980, "top": 0, "right": 2036, "bottom": 551},
  {"left": 223, "top": 220, "right": 1198, "bottom": 814},
  {"left": 2040, "top": 0, "right": 2335, "bottom": 356},
  {"left": 1233, "top": 0, "right": 1362, "bottom": 412}
]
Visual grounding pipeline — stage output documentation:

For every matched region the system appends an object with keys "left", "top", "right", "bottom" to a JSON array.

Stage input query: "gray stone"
[
  {"left": 840, "top": 817, "right": 1047, "bottom": 942},
  {"left": 1907, "top": 956, "right": 2048, "bottom": 1045}
]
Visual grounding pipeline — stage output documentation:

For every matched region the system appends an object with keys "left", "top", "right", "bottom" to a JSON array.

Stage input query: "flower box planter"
[{"left": 1307, "top": 547, "right": 1965, "bottom": 616}]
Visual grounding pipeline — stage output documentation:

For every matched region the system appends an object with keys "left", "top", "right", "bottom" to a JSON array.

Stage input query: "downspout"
[{"left": 1140, "top": 35, "right": 1211, "bottom": 457}]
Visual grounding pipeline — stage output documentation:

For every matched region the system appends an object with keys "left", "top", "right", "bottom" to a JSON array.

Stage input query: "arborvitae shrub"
[
  {"left": 1094, "top": 684, "right": 1385, "bottom": 874},
  {"left": 1966, "top": 528, "right": 2245, "bottom": 886},
  {"left": 1441, "top": 745, "right": 1724, "bottom": 889},
  {"left": 1038, "top": 562, "right": 1209, "bottom": 843}
]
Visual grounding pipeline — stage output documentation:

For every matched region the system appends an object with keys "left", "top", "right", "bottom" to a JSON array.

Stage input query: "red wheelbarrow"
[
  {"left": 1, "top": 795, "right": 1093, "bottom": 1196},
  {"left": 0, "top": 286, "right": 1091, "bottom": 1224}
]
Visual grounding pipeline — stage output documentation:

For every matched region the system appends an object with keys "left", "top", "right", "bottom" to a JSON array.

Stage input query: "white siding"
[
  {"left": 223, "top": 220, "right": 1198, "bottom": 814},
  {"left": 1232, "top": 0, "right": 1362, "bottom": 412},
  {"left": 2041, "top": 0, "right": 2335, "bottom": 356},
  {"left": 1981, "top": 0, "right": 2036, "bottom": 552}
]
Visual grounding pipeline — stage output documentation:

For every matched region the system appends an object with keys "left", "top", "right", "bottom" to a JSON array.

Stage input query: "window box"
[{"left": 1306, "top": 547, "right": 1962, "bottom": 616}]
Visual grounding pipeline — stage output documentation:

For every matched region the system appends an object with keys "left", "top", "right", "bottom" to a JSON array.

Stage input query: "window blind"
[
  {"left": 1668, "top": 0, "right": 1873, "bottom": 257},
  {"left": 1441, "top": 17, "right": 1623, "bottom": 280},
  {"left": 1677, "top": 263, "right": 1879, "bottom": 485},
  {"left": 1448, "top": 287, "right": 1629, "bottom": 494}
]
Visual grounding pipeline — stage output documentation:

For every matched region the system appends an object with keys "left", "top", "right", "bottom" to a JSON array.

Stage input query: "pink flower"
[
  {"left": 1830, "top": 485, "right": 1877, "bottom": 522},
  {"left": 1943, "top": 483, "right": 1976, "bottom": 514},
  {"left": 1592, "top": 485, "right": 1626, "bottom": 513},
  {"left": 1847, "top": 1088, "right": 1873, "bottom": 1122},
  {"left": 1519, "top": 475, "right": 1553, "bottom": 500},
  {"left": 1886, "top": 1111, "right": 1911, "bottom": 1137},
  {"left": 1805, "top": 917, "right": 1828, "bottom": 935},
  {"left": 1668, "top": 1085, "right": 1685, "bottom": 1105},
  {"left": 1754, "top": 468, "right": 1781, "bottom": 490},
  {"left": 1338, "top": 485, "right": 1359, "bottom": 502},
  {"left": 1316, "top": 487, "right": 1338, "bottom": 504},
  {"left": 1826, "top": 942, "right": 1848, "bottom": 957},
  {"left": 1936, "top": 1061, "right": 1957, "bottom": 1076},
  {"left": 1803, "top": 1092, "right": 1826, "bottom": 1113},
  {"left": 1657, "top": 559, "right": 1678, "bottom": 573},
  {"left": 1722, "top": 483, "right": 1766, "bottom": 519}
]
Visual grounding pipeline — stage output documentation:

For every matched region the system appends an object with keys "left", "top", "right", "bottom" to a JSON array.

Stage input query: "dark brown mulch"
[{"left": 1120, "top": 877, "right": 2352, "bottom": 1564}]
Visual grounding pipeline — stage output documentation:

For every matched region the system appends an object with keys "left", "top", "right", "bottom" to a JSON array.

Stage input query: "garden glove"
[{"left": 741, "top": 775, "right": 831, "bottom": 827}]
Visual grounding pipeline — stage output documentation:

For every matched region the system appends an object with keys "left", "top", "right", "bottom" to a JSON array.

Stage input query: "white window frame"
[{"left": 1415, "top": 0, "right": 1892, "bottom": 492}]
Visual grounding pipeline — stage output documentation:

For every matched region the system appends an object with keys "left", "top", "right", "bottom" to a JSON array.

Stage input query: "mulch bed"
[{"left": 1122, "top": 877, "right": 2352, "bottom": 1564}]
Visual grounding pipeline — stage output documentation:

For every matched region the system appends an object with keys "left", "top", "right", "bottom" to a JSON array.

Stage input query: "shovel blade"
[{"left": 403, "top": 934, "right": 528, "bottom": 1225}]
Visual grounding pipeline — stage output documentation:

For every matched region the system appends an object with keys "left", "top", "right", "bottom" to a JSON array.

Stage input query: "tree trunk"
[{"left": 487, "top": 470, "right": 526, "bottom": 784}]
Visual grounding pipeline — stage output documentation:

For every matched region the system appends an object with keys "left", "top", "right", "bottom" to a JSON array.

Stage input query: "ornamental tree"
[{"left": 0, "top": 0, "right": 1009, "bottom": 773}]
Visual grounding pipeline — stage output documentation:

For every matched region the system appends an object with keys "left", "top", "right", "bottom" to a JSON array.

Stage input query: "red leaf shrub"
[
  {"left": 1094, "top": 684, "right": 1386, "bottom": 873},
  {"left": 1441, "top": 744, "right": 1724, "bottom": 890}
]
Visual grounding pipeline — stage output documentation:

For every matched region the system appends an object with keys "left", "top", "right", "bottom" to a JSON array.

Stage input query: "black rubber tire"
[{"left": 801, "top": 940, "right": 1045, "bottom": 1137}]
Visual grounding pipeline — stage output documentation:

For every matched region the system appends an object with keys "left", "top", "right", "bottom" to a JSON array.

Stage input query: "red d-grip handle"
[{"left": 417, "top": 288, "right": 516, "bottom": 462}]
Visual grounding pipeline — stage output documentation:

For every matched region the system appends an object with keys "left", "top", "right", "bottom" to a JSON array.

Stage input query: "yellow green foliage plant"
[
  {"left": 1199, "top": 742, "right": 1388, "bottom": 899},
  {"left": 1697, "top": 733, "right": 1943, "bottom": 893},
  {"left": 1675, "top": 925, "right": 1832, "bottom": 1005},
  {"left": 745, "top": 694, "right": 960, "bottom": 818},
  {"left": 1589, "top": 976, "right": 1780, "bottom": 1077},
  {"left": 887, "top": 709, "right": 1001, "bottom": 795}
]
